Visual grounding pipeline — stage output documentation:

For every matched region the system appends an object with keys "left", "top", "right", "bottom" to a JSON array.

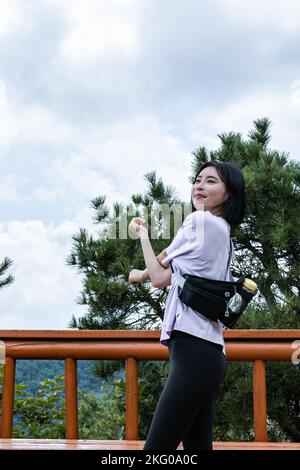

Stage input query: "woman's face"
[{"left": 191, "top": 166, "right": 229, "bottom": 216}]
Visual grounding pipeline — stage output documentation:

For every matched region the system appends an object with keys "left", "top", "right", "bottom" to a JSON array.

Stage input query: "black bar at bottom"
[{"left": 0, "top": 449, "right": 299, "bottom": 466}]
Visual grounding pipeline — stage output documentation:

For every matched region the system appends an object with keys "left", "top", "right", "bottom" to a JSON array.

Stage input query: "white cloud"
[
  {"left": 72, "top": 206, "right": 100, "bottom": 234},
  {"left": 217, "top": 0, "right": 300, "bottom": 33},
  {"left": 29, "top": 186, "right": 66, "bottom": 203},
  {"left": 0, "top": 80, "right": 73, "bottom": 157},
  {"left": 50, "top": 114, "right": 191, "bottom": 206},
  {"left": 0, "top": 174, "right": 21, "bottom": 203},
  {"left": 0, "top": 219, "right": 84, "bottom": 329},
  {"left": 0, "top": 81, "right": 19, "bottom": 155},
  {"left": 0, "top": 0, "right": 28, "bottom": 38},
  {"left": 52, "top": 152, "right": 116, "bottom": 202},
  {"left": 19, "top": 104, "right": 73, "bottom": 145},
  {"left": 47, "top": 0, "right": 139, "bottom": 67},
  {"left": 188, "top": 88, "right": 300, "bottom": 160}
]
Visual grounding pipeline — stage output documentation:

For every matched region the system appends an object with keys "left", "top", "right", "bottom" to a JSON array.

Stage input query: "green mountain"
[{"left": 15, "top": 360, "right": 103, "bottom": 396}]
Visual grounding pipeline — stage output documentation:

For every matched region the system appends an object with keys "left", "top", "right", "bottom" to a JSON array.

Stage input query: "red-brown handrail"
[{"left": 0, "top": 329, "right": 299, "bottom": 442}]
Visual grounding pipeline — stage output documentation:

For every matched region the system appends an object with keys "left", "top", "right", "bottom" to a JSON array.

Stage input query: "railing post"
[
  {"left": 1, "top": 357, "right": 16, "bottom": 438},
  {"left": 125, "top": 357, "right": 138, "bottom": 440},
  {"left": 253, "top": 359, "right": 267, "bottom": 441},
  {"left": 65, "top": 358, "right": 78, "bottom": 439}
]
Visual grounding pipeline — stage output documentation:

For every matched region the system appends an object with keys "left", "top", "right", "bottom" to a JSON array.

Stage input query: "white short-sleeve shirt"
[{"left": 160, "top": 210, "right": 232, "bottom": 354}]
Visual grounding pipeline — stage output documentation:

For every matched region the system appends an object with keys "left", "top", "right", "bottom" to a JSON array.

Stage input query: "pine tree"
[
  {"left": 0, "top": 257, "right": 14, "bottom": 289},
  {"left": 66, "top": 173, "right": 182, "bottom": 330}
]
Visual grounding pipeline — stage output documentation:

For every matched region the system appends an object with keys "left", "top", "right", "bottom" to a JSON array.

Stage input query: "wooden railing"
[{"left": 0, "top": 329, "right": 299, "bottom": 442}]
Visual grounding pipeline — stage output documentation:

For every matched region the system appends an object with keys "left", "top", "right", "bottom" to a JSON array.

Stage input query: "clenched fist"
[
  {"left": 128, "top": 217, "right": 148, "bottom": 239},
  {"left": 128, "top": 269, "right": 146, "bottom": 285}
]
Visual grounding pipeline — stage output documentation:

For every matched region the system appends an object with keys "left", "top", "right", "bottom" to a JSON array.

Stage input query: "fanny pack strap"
[
  {"left": 170, "top": 238, "right": 234, "bottom": 288},
  {"left": 226, "top": 238, "right": 234, "bottom": 276}
]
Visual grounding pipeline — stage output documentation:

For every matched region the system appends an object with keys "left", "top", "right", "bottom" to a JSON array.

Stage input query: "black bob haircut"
[{"left": 190, "top": 160, "right": 246, "bottom": 228}]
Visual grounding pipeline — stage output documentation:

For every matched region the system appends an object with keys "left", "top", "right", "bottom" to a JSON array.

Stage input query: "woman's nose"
[{"left": 195, "top": 181, "right": 204, "bottom": 189}]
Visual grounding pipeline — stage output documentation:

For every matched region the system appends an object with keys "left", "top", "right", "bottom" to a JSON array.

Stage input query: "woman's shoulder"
[
  {"left": 191, "top": 211, "right": 230, "bottom": 252},
  {"left": 206, "top": 210, "right": 230, "bottom": 229}
]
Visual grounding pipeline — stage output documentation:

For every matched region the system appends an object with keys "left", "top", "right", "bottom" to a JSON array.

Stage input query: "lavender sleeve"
[{"left": 160, "top": 210, "right": 205, "bottom": 267}]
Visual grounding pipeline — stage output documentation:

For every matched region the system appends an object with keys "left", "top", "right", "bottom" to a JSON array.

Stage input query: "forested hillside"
[{"left": 15, "top": 360, "right": 103, "bottom": 395}]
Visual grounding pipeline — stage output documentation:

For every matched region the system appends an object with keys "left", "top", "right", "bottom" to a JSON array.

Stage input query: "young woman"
[{"left": 128, "top": 160, "right": 246, "bottom": 450}]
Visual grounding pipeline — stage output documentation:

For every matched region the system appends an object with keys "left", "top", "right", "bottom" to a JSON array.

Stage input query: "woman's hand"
[
  {"left": 128, "top": 217, "right": 148, "bottom": 239},
  {"left": 128, "top": 269, "right": 147, "bottom": 285}
]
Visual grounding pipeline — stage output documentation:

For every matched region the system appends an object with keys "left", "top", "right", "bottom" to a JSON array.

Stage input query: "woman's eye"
[{"left": 195, "top": 179, "right": 215, "bottom": 183}]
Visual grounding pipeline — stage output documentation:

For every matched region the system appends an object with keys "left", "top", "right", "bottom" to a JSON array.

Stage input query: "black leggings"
[{"left": 143, "top": 330, "right": 226, "bottom": 451}]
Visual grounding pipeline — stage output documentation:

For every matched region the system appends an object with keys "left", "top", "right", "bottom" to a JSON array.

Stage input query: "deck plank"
[{"left": 0, "top": 439, "right": 299, "bottom": 451}]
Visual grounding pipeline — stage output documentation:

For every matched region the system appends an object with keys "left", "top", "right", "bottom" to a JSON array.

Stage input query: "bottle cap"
[{"left": 244, "top": 278, "right": 257, "bottom": 291}]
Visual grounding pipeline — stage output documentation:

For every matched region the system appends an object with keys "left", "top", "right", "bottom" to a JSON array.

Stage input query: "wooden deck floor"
[{"left": 0, "top": 439, "right": 299, "bottom": 451}]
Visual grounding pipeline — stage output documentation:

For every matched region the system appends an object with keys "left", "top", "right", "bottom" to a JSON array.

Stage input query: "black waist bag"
[{"left": 170, "top": 239, "right": 257, "bottom": 328}]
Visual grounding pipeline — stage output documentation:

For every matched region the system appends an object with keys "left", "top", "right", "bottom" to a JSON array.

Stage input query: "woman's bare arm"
[
  {"left": 139, "top": 236, "right": 172, "bottom": 288},
  {"left": 128, "top": 217, "right": 171, "bottom": 287},
  {"left": 140, "top": 249, "right": 170, "bottom": 282}
]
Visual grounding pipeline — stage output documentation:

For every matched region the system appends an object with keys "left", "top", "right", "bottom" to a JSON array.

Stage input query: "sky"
[{"left": 0, "top": 0, "right": 300, "bottom": 329}]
